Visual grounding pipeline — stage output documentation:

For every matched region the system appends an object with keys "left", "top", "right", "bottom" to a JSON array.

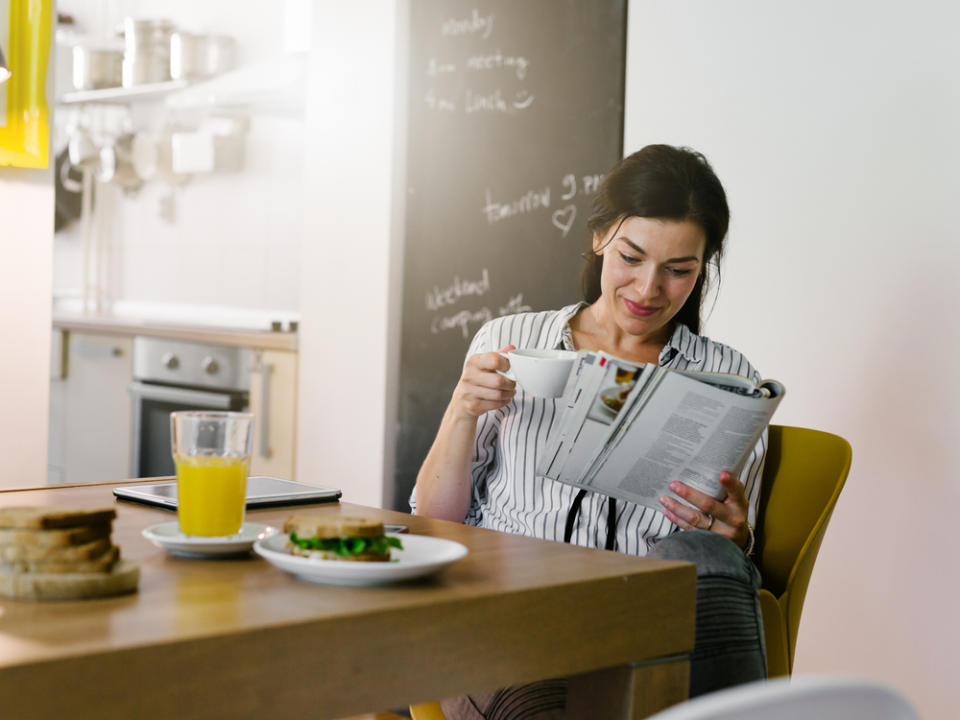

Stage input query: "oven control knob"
[
  {"left": 161, "top": 353, "right": 179, "bottom": 370},
  {"left": 202, "top": 356, "right": 220, "bottom": 375}
]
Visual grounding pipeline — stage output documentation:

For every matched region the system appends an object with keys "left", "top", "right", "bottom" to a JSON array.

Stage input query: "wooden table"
[{"left": 0, "top": 482, "right": 696, "bottom": 719}]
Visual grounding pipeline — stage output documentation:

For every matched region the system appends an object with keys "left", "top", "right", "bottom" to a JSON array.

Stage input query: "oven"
[{"left": 128, "top": 336, "right": 253, "bottom": 478}]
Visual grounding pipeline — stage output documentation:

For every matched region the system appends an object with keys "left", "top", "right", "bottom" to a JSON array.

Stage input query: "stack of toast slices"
[{"left": 0, "top": 506, "right": 139, "bottom": 601}]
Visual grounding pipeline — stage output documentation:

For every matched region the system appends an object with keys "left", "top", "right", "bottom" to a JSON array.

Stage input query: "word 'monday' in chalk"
[
  {"left": 441, "top": 9, "right": 494, "bottom": 40},
  {"left": 425, "top": 268, "right": 491, "bottom": 312}
]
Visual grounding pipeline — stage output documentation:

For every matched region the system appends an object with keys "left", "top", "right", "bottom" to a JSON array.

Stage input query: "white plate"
[
  {"left": 254, "top": 532, "right": 468, "bottom": 586},
  {"left": 142, "top": 522, "right": 279, "bottom": 558}
]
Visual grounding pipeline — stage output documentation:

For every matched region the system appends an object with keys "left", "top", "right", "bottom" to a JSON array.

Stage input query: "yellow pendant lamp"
[{"left": 0, "top": 0, "right": 52, "bottom": 167}]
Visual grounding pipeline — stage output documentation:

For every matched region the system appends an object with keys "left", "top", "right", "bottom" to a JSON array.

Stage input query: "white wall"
[
  {"left": 626, "top": 1, "right": 959, "bottom": 716},
  {"left": 0, "top": 166, "right": 54, "bottom": 488},
  {"left": 296, "top": 1, "right": 406, "bottom": 507}
]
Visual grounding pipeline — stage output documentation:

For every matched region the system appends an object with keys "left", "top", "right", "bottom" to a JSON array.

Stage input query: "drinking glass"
[{"left": 170, "top": 411, "right": 254, "bottom": 537}]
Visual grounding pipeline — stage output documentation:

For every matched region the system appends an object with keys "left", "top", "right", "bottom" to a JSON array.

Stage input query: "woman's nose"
[{"left": 634, "top": 266, "right": 660, "bottom": 298}]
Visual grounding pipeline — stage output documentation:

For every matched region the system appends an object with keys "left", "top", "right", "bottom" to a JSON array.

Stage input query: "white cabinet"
[
  {"left": 248, "top": 349, "right": 298, "bottom": 480},
  {"left": 48, "top": 331, "right": 133, "bottom": 485}
]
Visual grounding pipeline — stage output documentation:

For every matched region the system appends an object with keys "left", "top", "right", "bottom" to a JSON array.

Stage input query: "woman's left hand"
[{"left": 658, "top": 472, "right": 750, "bottom": 549}]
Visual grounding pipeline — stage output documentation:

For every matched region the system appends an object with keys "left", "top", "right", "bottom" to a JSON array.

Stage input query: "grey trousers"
[{"left": 441, "top": 530, "right": 767, "bottom": 719}]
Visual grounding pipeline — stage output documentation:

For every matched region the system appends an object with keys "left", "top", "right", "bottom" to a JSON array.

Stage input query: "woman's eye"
[
  {"left": 667, "top": 267, "right": 694, "bottom": 277},
  {"left": 618, "top": 253, "right": 641, "bottom": 265}
]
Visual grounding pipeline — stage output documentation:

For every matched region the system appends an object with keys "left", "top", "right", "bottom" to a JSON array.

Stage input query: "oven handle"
[{"left": 127, "top": 381, "right": 236, "bottom": 409}]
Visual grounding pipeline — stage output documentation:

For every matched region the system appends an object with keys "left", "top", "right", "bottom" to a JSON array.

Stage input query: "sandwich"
[{"left": 283, "top": 514, "right": 403, "bottom": 562}]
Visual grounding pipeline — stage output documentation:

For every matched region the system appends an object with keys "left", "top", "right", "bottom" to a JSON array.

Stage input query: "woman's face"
[{"left": 594, "top": 216, "right": 706, "bottom": 344}]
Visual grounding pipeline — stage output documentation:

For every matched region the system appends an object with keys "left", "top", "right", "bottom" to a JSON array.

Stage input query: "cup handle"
[{"left": 495, "top": 352, "right": 516, "bottom": 382}]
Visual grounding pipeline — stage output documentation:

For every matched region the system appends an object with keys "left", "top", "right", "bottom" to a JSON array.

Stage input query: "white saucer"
[
  {"left": 254, "top": 532, "right": 468, "bottom": 586},
  {"left": 142, "top": 522, "right": 279, "bottom": 558}
]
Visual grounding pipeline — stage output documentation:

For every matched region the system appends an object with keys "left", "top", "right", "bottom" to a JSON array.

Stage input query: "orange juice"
[{"left": 175, "top": 455, "right": 249, "bottom": 536}]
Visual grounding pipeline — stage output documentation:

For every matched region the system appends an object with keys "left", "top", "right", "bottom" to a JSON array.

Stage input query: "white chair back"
[{"left": 645, "top": 676, "right": 920, "bottom": 720}]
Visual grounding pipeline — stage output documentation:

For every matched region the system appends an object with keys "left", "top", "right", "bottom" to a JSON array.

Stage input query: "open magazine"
[{"left": 536, "top": 351, "right": 785, "bottom": 511}]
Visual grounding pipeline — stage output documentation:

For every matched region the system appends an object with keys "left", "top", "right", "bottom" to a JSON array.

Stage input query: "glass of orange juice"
[{"left": 170, "top": 411, "right": 255, "bottom": 537}]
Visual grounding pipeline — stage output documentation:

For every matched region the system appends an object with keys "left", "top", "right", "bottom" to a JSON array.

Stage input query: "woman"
[{"left": 413, "top": 145, "right": 767, "bottom": 719}]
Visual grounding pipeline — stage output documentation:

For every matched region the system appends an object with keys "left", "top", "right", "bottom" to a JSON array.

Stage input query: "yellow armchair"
[{"left": 754, "top": 425, "right": 851, "bottom": 677}]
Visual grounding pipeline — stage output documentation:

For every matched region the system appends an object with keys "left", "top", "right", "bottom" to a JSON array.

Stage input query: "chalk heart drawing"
[{"left": 551, "top": 204, "right": 576, "bottom": 237}]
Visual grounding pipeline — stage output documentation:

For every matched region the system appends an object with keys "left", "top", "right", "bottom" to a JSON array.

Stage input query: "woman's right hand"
[{"left": 450, "top": 344, "right": 517, "bottom": 419}]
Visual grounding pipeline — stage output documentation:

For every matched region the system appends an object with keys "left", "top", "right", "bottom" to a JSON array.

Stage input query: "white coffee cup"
[{"left": 497, "top": 348, "right": 578, "bottom": 398}]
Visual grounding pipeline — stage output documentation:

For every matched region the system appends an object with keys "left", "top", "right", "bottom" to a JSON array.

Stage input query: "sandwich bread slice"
[
  {"left": 0, "top": 523, "right": 112, "bottom": 548},
  {"left": 0, "top": 506, "right": 116, "bottom": 529},
  {"left": 283, "top": 514, "right": 403, "bottom": 562},
  {"left": 0, "top": 505, "right": 137, "bottom": 600}
]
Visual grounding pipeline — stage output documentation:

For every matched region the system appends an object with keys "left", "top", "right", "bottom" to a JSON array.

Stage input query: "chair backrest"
[
  {"left": 754, "top": 425, "right": 851, "bottom": 656},
  {"left": 644, "top": 676, "right": 919, "bottom": 720}
]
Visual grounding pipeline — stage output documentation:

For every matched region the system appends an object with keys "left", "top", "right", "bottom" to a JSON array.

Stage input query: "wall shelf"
[{"left": 59, "top": 80, "right": 189, "bottom": 105}]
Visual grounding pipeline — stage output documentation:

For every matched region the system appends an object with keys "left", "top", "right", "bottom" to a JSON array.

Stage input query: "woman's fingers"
[
  {"left": 658, "top": 489, "right": 719, "bottom": 532},
  {"left": 454, "top": 346, "right": 517, "bottom": 417},
  {"left": 659, "top": 472, "right": 749, "bottom": 546}
]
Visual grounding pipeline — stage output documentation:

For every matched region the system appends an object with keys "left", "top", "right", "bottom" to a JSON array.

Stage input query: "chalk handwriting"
[
  {"left": 441, "top": 9, "right": 494, "bottom": 39},
  {"left": 582, "top": 173, "right": 602, "bottom": 195},
  {"left": 426, "top": 268, "right": 491, "bottom": 311},
  {"left": 425, "top": 90, "right": 456, "bottom": 112},
  {"left": 465, "top": 51, "right": 529, "bottom": 80},
  {"left": 429, "top": 293, "right": 535, "bottom": 338},
  {"left": 426, "top": 58, "right": 457, "bottom": 76},
  {"left": 483, "top": 187, "right": 551, "bottom": 224},
  {"left": 500, "top": 293, "right": 532, "bottom": 316},
  {"left": 513, "top": 91, "right": 535, "bottom": 110},
  {"left": 465, "top": 88, "right": 507, "bottom": 113},
  {"left": 464, "top": 88, "right": 535, "bottom": 114},
  {"left": 478, "top": 170, "right": 607, "bottom": 237},
  {"left": 551, "top": 205, "right": 577, "bottom": 237},
  {"left": 431, "top": 307, "right": 493, "bottom": 338}
]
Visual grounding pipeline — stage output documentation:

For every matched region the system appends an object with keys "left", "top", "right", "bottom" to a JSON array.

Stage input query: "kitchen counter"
[{"left": 53, "top": 311, "right": 298, "bottom": 352}]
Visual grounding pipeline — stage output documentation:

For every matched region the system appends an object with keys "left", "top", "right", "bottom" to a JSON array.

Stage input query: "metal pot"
[
  {"left": 122, "top": 17, "right": 175, "bottom": 87},
  {"left": 170, "top": 32, "right": 236, "bottom": 81},
  {"left": 71, "top": 46, "right": 123, "bottom": 90}
]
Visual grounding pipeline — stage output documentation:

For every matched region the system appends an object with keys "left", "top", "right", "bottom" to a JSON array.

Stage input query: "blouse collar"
[{"left": 557, "top": 301, "right": 704, "bottom": 366}]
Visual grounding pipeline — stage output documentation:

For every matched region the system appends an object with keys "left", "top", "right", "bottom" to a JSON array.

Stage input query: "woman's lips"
[{"left": 623, "top": 298, "right": 660, "bottom": 316}]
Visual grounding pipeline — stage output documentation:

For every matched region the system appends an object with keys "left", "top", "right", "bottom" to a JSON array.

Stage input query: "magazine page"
[
  {"left": 537, "top": 353, "right": 648, "bottom": 482},
  {"left": 573, "top": 368, "right": 783, "bottom": 511},
  {"left": 538, "top": 352, "right": 607, "bottom": 479},
  {"left": 554, "top": 360, "right": 654, "bottom": 486},
  {"left": 672, "top": 369, "right": 786, "bottom": 399}
]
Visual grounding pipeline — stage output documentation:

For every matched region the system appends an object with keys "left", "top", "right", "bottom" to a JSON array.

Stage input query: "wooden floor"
[{"left": 339, "top": 713, "right": 409, "bottom": 720}]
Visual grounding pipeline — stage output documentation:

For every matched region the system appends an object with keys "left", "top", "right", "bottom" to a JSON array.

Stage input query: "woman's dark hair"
[{"left": 581, "top": 144, "right": 729, "bottom": 335}]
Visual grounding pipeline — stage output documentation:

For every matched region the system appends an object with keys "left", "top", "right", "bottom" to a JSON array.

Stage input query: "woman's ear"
[{"left": 592, "top": 230, "right": 606, "bottom": 255}]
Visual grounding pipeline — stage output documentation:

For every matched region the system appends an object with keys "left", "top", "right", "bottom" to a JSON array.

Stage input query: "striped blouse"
[{"left": 410, "top": 302, "right": 767, "bottom": 557}]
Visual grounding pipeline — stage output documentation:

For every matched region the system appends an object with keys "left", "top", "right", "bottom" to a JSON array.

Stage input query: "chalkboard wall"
[{"left": 393, "top": 0, "right": 627, "bottom": 510}]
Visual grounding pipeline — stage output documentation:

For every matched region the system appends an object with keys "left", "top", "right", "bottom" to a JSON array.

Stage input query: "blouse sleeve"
[{"left": 408, "top": 320, "right": 502, "bottom": 524}]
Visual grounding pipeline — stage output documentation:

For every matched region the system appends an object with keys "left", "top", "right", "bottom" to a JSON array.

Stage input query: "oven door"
[{"left": 128, "top": 381, "right": 248, "bottom": 478}]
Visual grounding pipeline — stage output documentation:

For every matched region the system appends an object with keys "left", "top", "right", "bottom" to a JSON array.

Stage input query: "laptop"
[{"left": 113, "top": 476, "right": 342, "bottom": 511}]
